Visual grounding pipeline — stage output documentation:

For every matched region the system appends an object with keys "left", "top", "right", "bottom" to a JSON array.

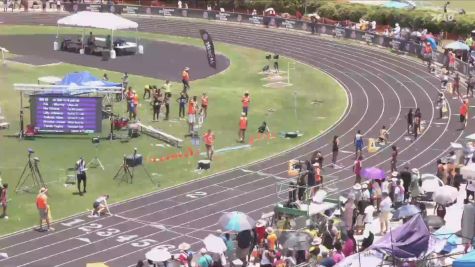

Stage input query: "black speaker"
[
  {"left": 198, "top": 160, "right": 211, "bottom": 170},
  {"left": 285, "top": 132, "right": 298, "bottom": 138},
  {"left": 126, "top": 154, "right": 143, "bottom": 167}
]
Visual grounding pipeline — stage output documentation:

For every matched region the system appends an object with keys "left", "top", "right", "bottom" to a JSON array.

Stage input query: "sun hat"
[
  {"left": 256, "top": 220, "right": 266, "bottom": 227},
  {"left": 39, "top": 187, "right": 47, "bottom": 193},
  {"left": 411, "top": 168, "right": 419, "bottom": 174},
  {"left": 200, "top": 248, "right": 207, "bottom": 254},
  {"left": 362, "top": 183, "right": 368, "bottom": 189},
  {"left": 312, "top": 162, "right": 320, "bottom": 167},
  {"left": 185, "top": 67, "right": 190, "bottom": 71},
  {"left": 178, "top": 242, "right": 191, "bottom": 251},
  {"left": 353, "top": 183, "right": 362, "bottom": 190},
  {"left": 241, "top": 112, "right": 246, "bottom": 116},
  {"left": 266, "top": 227, "right": 273, "bottom": 234}
]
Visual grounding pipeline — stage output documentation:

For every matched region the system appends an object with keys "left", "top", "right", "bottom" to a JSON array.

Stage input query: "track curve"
[{"left": 0, "top": 13, "right": 470, "bottom": 267}]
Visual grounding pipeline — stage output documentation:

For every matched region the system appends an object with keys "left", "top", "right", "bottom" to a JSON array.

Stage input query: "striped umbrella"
[{"left": 218, "top": 211, "right": 256, "bottom": 232}]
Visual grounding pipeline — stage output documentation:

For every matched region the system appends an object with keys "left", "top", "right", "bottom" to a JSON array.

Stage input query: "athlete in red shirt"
[
  {"left": 241, "top": 92, "right": 250, "bottom": 116},
  {"left": 200, "top": 93, "right": 209, "bottom": 119},
  {"left": 238, "top": 112, "right": 248, "bottom": 143},
  {"left": 460, "top": 100, "right": 469, "bottom": 130},
  {"left": 188, "top": 96, "right": 197, "bottom": 134}
]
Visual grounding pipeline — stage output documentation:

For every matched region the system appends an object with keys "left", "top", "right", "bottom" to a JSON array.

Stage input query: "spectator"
[
  {"left": 400, "top": 166, "right": 412, "bottom": 201},
  {"left": 259, "top": 243, "right": 274, "bottom": 267},
  {"left": 177, "top": 92, "right": 188, "bottom": 119},
  {"left": 224, "top": 233, "right": 234, "bottom": 260},
  {"left": 241, "top": 91, "right": 251, "bottom": 116},
  {"left": 266, "top": 227, "right": 277, "bottom": 251},
  {"left": 320, "top": 251, "right": 336, "bottom": 267},
  {"left": 342, "top": 230, "right": 357, "bottom": 256},
  {"left": 0, "top": 183, "right": 7, "bottom": 219},
  {"left": 236, "top": 229, "right": 252, "bottom": 265},
  {"left": 379, "top": 192, "right": 392, "bottom": 234},
  {"left": 182, "top": 67, "right": 190, "bottom": 93},
  {"left": 361, "top": 229, "right": 374, "bottom": 251},
  {"left": 36, "top": 187, "right": 54, "bottom": 231},
  {"left": 238, "top": 112, "right": 248, "bottom": 143},
  {"left": 177, "top": 0, "right": 182, "bottom": 8},
  {"left": 198, "top": 248, "right": 213, "bottom": 267},
  {"left": 394, "top": 180, "right": 405, "bottom": 208}
]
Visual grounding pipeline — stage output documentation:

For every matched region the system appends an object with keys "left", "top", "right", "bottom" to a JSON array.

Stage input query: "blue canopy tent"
[{"left": 453, "top": 250, "right": 475, "bottom": 267}]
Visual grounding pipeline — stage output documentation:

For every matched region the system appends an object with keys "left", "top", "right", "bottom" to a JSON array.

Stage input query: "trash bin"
[
  {"left": 102, "top": 50, "right": 110, "bottom": 61},
  {"left": 53, "top": 41, "right": 59, "bottom": 51},
  {"left": 79, "top": 48, "right": 85, "bottom": 55},
  {"left": 138, "top": 45, "right": 144, "bottom": 55}
]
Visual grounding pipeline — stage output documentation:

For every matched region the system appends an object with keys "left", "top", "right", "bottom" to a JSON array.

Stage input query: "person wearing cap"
[
  {"left": 76, "top": 156, "right": 87, "bottom": 196},
  {"left": 238, "top": 112, "right": 248, "bottom": 143},
  {"left": 351, "top": 183, "right": 362, "bottom": 203},
  {"left": 182, "top": 67, "right": 190, "bottom": 93},
  {"left": 197, "top": 248, "right": 213, "bottom": 267},
  {"left": 178, "top": 243, "right": 192, "bottom": 267},
  {"left": 255, "top": 220, "right": 266, "bottom": 244},
  {"left": 241, "top": 92, "right": 250, "bottom": 116},
  {"left": 36, "top": 187, "right": 53, "bottom": 231},
  {"left": 380, "top": 192, "right": 392, "bottom": 234}
]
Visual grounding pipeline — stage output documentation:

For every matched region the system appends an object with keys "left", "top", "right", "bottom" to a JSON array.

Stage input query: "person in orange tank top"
[
  {"left": 203, "top": 129, "right": 215, "bottom": 160},
  {"left": 460, "top": 100, "right": 469, "bottom": 130},
  {"left": 36, "top": 187, "right": 53, "bottom": 232},
  {"left": 188, "top": 96, "right": 197, "bottom": 135},
  {"left": 241, "top": 92, "right": 250, "bottom": 116},
  {"left": 200, "top": 93, "right": 209, "bottom": 119},
  {"left": 238, "top": 112, "right": 248, "bottom": 143},
  {"left": 182, "top": 67, "right": 190, "bottom": 93}
]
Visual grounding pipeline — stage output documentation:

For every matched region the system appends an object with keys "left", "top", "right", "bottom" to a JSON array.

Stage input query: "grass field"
[{"left": 0, "top": 25, "right": 347, "bottom": 235}]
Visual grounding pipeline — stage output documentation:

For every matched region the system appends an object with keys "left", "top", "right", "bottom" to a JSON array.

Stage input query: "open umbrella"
[
  {"left": 444, "top": 41, "right": 470, "bottom": 51},
  {"left": 278, "top": 231, "right": 313, "bottom": 250},
  {"left": 145, "top": 248, "right": 171, "bottom": 262},
  {"left": 424, "top": 215, "right": 445, "bottom": 229},
  {"left": 393, "top": 204, "right": 420, "bottom": 220},
  {"left": 433, "top": 185, "right": 458, "bottom": 206},
  {"left": 421, "top": 174, "right": 444, "bottom": 193},
  {"left": 218, "top": 211, "right": 255, "bottom": 232},
  {"left": 312, "top": 189, "right": 327, "bottom": 203},
  {"left": 202, "top": 234, "right": 227, "bottom": 254},
  {"left": 362, "top": 167, "right": 386, "bottom": 180}
]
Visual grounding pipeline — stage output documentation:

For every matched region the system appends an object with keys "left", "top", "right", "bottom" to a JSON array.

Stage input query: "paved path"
[{"left": 0, "top": 13, "right": 471, "bottom": 267}]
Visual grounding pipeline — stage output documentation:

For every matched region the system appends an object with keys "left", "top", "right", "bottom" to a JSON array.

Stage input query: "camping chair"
[{"left": 65, "top": 167, "right": 76, "bottom": 185}]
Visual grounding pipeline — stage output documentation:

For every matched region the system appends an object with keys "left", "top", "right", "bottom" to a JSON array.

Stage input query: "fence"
[{"left": 62, "top": 3, "right": 472, "bottom": 77}]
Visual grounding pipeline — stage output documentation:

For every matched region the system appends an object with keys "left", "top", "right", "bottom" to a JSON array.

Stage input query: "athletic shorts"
[
  {"left": 188, "top": 114, "right": 195, "bottom": 124},
  {"left": 93, "top": 201, "right": 101, "bottom": 209},
  {"left": 460, "top": 115, "right": 466, "bottom": 123},
  {"left": 38, "top": 208, "right": 48, "bottom": 220}
]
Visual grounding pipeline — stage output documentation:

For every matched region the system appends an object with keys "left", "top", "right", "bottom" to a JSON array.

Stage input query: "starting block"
[{"left": 367, "top": 138, "right": 379, "bottom": 153}]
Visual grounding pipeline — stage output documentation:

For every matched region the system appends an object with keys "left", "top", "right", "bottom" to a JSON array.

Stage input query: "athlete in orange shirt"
[
  {"left": 182, "top": 67, "right": 190, "bottom": 92},
  {"left": 200, "top": 93, "right": 209, "bottom": 119},
  {"left": 460, "top": 100, "right": 469, "bottom": 130},
  {"left": 241, "top": 92, "right": 250, "bottom": 116},
  {"left": 203, "top": 129, "right": 215, "bottom": 160},
  {"left": 238, "top": 112, "right": 248, "bottom": 143},
  {"left": 188, "top": 96, "right": 197, "bottom": 134}
]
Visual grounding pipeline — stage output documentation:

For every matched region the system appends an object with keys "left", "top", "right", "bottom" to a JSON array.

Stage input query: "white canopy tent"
[{"left": 56, "top": 11, "right": 140, "bottom": 55}]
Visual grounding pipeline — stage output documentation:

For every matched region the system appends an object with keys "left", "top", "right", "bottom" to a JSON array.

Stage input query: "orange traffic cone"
[{"left": 249, "top": 135, "right": 254, "bottom": 145}]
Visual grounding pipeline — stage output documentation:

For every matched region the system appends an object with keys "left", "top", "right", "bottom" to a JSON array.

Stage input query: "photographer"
[{"left": 76, "top": 157, "right": 87, "bottom": 196}]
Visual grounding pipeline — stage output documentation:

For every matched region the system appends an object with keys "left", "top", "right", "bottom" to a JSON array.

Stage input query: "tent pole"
[
  {"left": 135, "top": 28, "right": 138, "bottom": 53},
  {"left": 111, "top": 29, "right": 114, "bottom": 50},
  {"left": 56, "top": 24, "right": 59, "bottom": 38}
]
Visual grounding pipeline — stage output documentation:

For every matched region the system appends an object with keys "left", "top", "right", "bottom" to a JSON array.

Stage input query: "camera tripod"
[
  {"left": 15, "top": 153, "right": 46, "bottom": 193},
  {"left": 113, "top": 156, "right": 156, "bottom": 185},
  {"left": 87, "top": 143, "right": 105, "bottom": 170}
]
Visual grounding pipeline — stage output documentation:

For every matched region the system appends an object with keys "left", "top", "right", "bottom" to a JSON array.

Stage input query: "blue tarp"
[
  {"left": 60, "top": 71, "right": 121, "bottom": 88},
  {"left": 370, "top": 214, "right": 431, "bottom": 259},
  {"left": 453, "top": 250, "right": 475, "bottom": 267}
]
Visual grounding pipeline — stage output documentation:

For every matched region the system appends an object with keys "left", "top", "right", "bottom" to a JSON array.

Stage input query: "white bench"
[{"left": 137, "top": 123, "right": 183, "bottom": 148}]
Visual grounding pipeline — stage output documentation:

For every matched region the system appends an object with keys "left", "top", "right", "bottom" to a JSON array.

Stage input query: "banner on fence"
[{"left": 199, "top": 29, "right": 217, "bottom": 68}]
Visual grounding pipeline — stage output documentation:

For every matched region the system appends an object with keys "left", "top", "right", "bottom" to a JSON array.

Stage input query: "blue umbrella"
[
  {"left": 444, "top": 41, "right": 470, "bottom": 51},
  {"left": 392, "top": 204, "right": 421, "bottom": 220},
  {"left": 218, "top": 211, "right": 256, "bottom": 232}
]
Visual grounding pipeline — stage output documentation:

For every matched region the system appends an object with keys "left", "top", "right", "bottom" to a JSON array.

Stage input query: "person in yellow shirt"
[{"left": 265, "top": 227, "right": 277, "bottom": 251}]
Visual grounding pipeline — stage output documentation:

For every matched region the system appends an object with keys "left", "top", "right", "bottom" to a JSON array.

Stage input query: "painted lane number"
[
  {"left": 96, "top": 228, "right": 120, "bottom": 237},
  {"left": 78, "top": 223, "right": 102, "bottom": 232}
]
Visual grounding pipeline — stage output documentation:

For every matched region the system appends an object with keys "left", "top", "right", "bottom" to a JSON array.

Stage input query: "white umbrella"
[
  {"left": 218, "top": 211, "right": 255, "bottom": 232},
  {"left": 145, "top": 249, "right": 171, "bottom": 262},
  {"left": 203, "top": 234, "right": 227, "bottom": 254},
  {"left": 421, "top": 174, "right": 444, "bottom": 193},
  {"left": 178, "top": 242, "right": 191, "bottom": 251},
  {"left": 465, "top": 133, "right": 475, "bottom": 141},
  {"left": 312, "top": 189, "right": 327, "bottom": 203},
  {"left": 433, "top": 185, "right": 458, "bottom": 206}
]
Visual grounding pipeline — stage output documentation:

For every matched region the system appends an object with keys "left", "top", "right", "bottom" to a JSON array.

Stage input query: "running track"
[{"left": 0, "top": 13, "right": 471, "bottom": 267}]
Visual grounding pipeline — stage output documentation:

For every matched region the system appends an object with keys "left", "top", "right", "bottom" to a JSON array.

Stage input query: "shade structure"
[
  {"left": 86, "top": 263, "right": 109, "bottom": 267},
  {"left": 370, "top": 214, "right": 431, "bottom": 259},
  {"left": 218, "top": 211, "right": 255, "bottom": 232},
  {"left": 362, "top": 167, "right": 386, "bottom": 180},
  {"left": 444, "top": 41, "right": 470, "bottom": 51},
  {"left": 278, "top": 231, "right": 313, "bottom": 250},
  {"left": 145, "top": 248, "right": 171, "bottom": 262},
  {"left": 393, "top": 204, "right": 420, "bottom": 220},
  {"left": 433, "top": 185, "right": 458, "bottom": 206},
  {"left": 57, "top": 11, "right": 138, "bottom": 31},
  {"left": 453, "top": 250, "right": 475, "bottom": 267},
  {"left": 202, "top": 234, "right": 227, "bottom": 253}
]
